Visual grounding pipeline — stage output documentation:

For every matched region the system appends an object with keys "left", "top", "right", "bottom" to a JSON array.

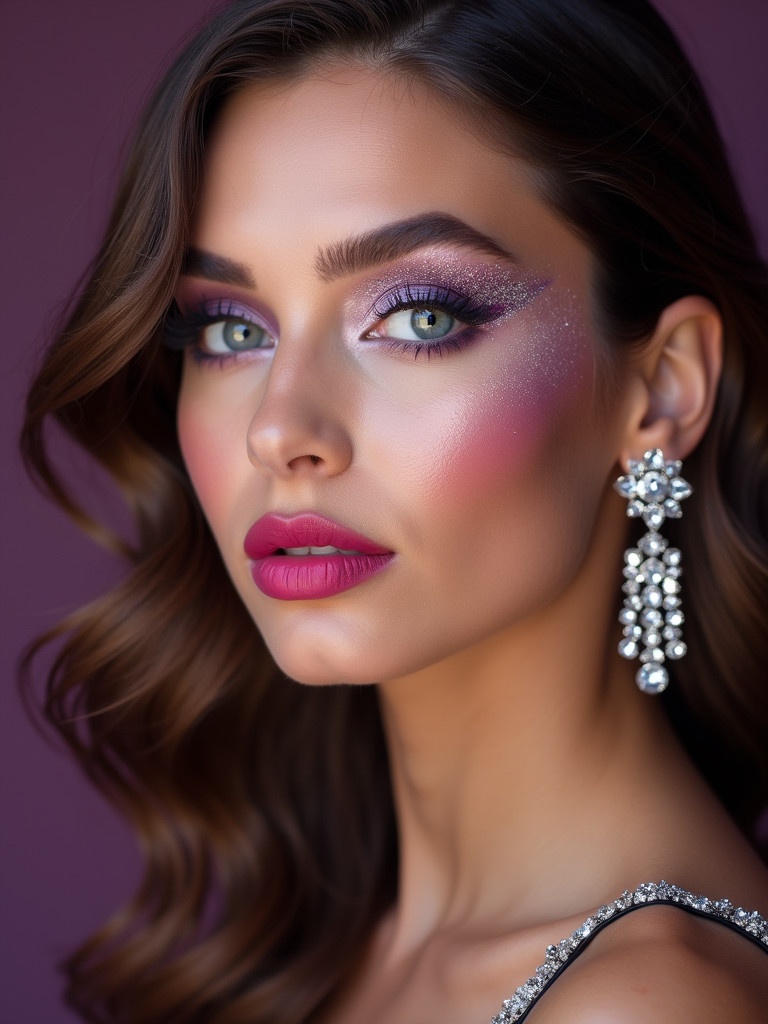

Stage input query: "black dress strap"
[{"left": 490, "top": 881, "right": 768, "bottom": 1023}]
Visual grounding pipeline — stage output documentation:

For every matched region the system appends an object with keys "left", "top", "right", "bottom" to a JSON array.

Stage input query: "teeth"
[{"left": 282, "top": 545, "right": 363, "bottom": 556}]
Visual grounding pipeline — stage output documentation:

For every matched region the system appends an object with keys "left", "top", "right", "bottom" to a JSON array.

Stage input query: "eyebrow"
[
  {"left": 182, "top": 248, "right": 256, "bottom": 288},
  {"left": 181, "top": 212, "right": 517, "bottom": 289},
  {"left": 315, "top": 212, "right": 517, "bottom": 281}
]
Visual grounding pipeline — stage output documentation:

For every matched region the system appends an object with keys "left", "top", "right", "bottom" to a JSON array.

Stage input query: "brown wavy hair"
[{"left": 21, "top": 0, "right": 768, "bottom": 1020}]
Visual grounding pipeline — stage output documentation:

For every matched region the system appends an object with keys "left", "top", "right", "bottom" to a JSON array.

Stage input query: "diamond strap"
[{"left": 491, "top": 880, "right": 768, "bottom": 1023}]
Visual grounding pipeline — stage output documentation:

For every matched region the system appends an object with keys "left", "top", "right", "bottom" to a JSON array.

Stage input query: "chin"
[
  {"left": 259, "top": 620, "right": 473, "bottom": 688},
  {"left": 260, "top": 630, "right": 385, "bottom": 687}
]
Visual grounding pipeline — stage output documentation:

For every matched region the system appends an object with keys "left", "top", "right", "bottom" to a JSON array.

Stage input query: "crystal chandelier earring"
[{"left": 614, "top": 448, "right": 692, "bottom": 694}]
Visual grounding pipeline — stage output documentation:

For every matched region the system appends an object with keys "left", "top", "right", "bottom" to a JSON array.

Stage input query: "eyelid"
[
  {"left": 363, "top": 282, "right": 502, "bottom": 334},
  {"left": 356, "top": 256, "right": 550, "bottom": 324},
  {"left": 196, "top": 298, "right": 273, "bottom": 334},
  {"left": 371, "top": 281, "right": 454, "bottom": 313}
]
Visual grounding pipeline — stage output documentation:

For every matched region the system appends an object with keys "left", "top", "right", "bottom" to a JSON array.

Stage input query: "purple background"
[{"left": 1, "top": 2, "right": 766, "bottom": 1020}]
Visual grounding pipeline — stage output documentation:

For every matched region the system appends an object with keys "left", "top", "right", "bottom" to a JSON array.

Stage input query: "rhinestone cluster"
[
  {"left": 490, "top": 881, "right": 767, "bottom": 1024},
  {"left": 614, "top": 449, "right": 692, "bottom": 694}
]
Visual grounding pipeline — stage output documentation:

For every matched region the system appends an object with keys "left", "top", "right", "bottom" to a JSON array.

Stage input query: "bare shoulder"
[{"left": 532, "top": 904, "right": 768, "bottom": 1023}]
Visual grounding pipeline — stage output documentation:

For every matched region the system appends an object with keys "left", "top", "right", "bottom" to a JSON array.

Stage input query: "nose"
[{"left": 246, "top": 350, "right": 353, "bottom": 478}]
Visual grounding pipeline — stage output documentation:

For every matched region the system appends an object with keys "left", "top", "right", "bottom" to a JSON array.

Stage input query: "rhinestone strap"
[{"left": 491, "top": 880, "right": 768, "bottom": 1023}]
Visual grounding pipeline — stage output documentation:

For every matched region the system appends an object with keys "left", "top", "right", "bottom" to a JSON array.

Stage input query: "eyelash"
[
  {"left": 162, "top": 284, "right": 501, "bottom": 365},
  {"left": 163, "top": 300, "right": 263, "bottom": 367},
  {"left": 367, "top": 283, "right": 498, "bottom": 359}
]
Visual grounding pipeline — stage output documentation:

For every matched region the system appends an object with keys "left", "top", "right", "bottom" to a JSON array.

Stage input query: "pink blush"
[{"left": 425, "top": 300, "right": 592, "bottom": 497}]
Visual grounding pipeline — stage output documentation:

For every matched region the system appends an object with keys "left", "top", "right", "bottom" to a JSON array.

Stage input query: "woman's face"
[{"left": 176, "top": 69, "right": 630, "bottom": 685}]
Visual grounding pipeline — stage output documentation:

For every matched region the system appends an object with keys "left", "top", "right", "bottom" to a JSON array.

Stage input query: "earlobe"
[{"left": 619, "top": 296, "right": 723, "bottom": 467}]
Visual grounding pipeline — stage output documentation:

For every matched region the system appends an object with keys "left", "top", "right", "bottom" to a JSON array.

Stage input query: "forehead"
[
  {"left": 204, "top": 66, "right": 522, "bottom": 195},
  {"left": 192, "top": 67, "right": 592, "bottom": 299},
  {"left": 201, "top": 72, "right": 538, "bottom": 227}
]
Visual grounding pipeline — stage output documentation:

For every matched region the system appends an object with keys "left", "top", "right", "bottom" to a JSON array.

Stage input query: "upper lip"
[{"left": 244, "top": 512, "right": 393, "bottom": 559}]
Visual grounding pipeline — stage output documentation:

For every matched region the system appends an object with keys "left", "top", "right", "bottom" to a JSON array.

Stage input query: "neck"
[{"left": 376, "top": 500, "right": 702, "bottom": 956}]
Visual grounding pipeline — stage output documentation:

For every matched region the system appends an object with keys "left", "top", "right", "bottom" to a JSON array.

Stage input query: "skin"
[{"left": 176, "top": 69, "right": 768, "bottom": 1023}]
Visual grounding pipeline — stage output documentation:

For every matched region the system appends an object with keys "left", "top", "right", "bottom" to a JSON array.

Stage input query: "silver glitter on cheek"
[{"left": 499, "top": 286, "right": 591, "bottom": 395}]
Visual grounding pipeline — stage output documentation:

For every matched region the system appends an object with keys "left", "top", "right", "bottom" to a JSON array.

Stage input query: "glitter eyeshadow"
[
  {"left": 355, "top": 248, "right": 549, "bottom": 323},
  {"left": 492, "top": 285, "right": 589, "bottom": 394}
]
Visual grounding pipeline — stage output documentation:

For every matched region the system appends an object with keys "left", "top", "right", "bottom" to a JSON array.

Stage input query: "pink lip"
[{"left": 244, "top": 512, "right": 394, "bottom": 601}]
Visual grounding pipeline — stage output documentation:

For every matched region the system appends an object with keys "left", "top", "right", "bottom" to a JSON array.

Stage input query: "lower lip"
[{"left": 250, "top": 552, "right": 394, "bottom": 600}]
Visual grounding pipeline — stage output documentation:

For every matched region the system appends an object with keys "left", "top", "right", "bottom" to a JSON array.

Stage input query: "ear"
[{"left": 618, "top": 296, "right": 722, "bottom": 467}]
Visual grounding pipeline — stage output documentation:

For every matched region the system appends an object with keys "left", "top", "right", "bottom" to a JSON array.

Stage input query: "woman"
[{"left": 21, "top": 0, "right": 768, "bottom": 1021}]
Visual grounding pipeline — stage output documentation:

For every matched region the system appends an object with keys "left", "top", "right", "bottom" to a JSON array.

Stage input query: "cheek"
[
  {"left": 176, "top": 376, "right": 244, "bottom": 534},
  {"left": 407, "top": 314, "right": 594, "bottom": 503}
]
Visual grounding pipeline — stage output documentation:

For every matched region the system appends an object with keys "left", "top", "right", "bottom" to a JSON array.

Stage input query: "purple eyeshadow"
[{"left": 357, "top": 249, "right": 549, "bottom": 323}]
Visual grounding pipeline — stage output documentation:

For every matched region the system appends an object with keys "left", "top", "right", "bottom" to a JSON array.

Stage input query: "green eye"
[
  {"left": 383, "top": 307, "right": 457, "bottom": 341},
  {"left": 201, "top": 319, "right": 272, "bottom": 353},
  {"left": 410, "top": 308, "right": 455, "bottom": 339},
  {"left": 223, "top": 321, "right": 256, "bottom": 348}
]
